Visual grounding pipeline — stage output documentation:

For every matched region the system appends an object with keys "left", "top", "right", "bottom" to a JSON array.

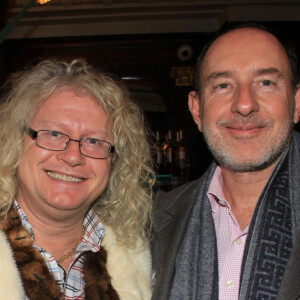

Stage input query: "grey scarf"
[{"left": 170, "top": 132, "right": 300, "bottom": 300}]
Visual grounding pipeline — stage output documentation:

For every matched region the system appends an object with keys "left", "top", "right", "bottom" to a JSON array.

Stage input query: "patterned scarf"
[
  {"left": 240, "top": 153, "right": 292, "bottom": 299},
  {"left": 170, "top": 136, "right": 298, "bottom": 299}
]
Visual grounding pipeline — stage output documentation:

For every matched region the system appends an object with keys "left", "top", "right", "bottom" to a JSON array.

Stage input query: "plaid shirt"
[{"left": 14, "top": 201, "right": 105, "bottom": 300}]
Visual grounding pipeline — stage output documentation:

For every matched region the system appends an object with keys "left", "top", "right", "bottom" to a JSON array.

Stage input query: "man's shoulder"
[
  {"left": 153, "top": 163, "right": 217, "bottom": 222},
  {"left": 155, "top": 179, "right": 202, "bottom": 210}
]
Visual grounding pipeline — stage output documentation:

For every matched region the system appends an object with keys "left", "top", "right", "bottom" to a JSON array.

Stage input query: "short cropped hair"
[
  {"left": 0, "top": 58, "right": 155, "bottom": 247},
  {"left": 194, "top": 23, "right": 299, "bottom": 95}
]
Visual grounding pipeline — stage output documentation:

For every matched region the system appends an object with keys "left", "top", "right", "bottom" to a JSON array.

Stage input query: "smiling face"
[
  {"left": 189, "top": 28, "right": 300, "bottom": 173},
  {"left": 16, "top": 89, "right": 113, "bottom": 220}
]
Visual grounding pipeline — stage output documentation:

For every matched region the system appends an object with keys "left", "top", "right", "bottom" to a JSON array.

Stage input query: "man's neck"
[{"left": 221, "top": 164, "right": 276, "bottom": 230}]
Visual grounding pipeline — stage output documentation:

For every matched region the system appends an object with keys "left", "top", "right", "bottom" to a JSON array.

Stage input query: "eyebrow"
[
  {"left": 254, "top": 67, "right": 283, "bottom": 78},
  {"left": 206, "top": 67, "right": 284, "bottom": 83},
  {"left": 39, "top": 121, "right": 111, "bottom": 139},
  {"left": 206, "top": 71, "right": 233, "bottom": 83}
]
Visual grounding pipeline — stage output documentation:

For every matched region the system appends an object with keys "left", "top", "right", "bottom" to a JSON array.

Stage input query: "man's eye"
[
  {"left": 260, "top": 80, "right": 273, "bottom": 86},
  {"left": 87, "top": 138, "right": 100, "bottom": 145},
  {"left": 49, "top": 131, "right": 61, "bottom": 137},
  {"left": 217, "top": 83, "right": 229, "bottom": 89}
]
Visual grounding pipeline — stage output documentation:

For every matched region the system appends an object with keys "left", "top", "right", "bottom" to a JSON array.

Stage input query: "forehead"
[
  {"left": 30, "top": 89, "right": 110, "bottom": 134},
  {"left": 201, "top": 28, "right": 291, "bottom": 80},
  {"left": 33, "top": 89, "right": 102, "bottom": 115}
]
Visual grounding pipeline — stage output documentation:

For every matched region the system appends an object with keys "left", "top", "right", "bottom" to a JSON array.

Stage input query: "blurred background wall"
[{"left": 1, "top": 0, "right": 299, "bottom": 183}]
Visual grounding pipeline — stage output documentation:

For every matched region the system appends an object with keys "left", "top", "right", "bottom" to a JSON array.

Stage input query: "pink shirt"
[{"left": 207, "top": 167, "right": 248, "bottom": 300}]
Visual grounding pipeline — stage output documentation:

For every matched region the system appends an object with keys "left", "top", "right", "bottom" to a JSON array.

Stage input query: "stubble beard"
[{"left": 202, "top": 115, "right": 294, "bottom": 173}]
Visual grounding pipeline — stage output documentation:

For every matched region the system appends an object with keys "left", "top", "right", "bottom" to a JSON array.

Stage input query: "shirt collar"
[
  {"left": 81, "top": 209, "right": 105, "bottom": 253},
  {"left": 13, "top": 199, "right": 105, "bottom": 253},
  {"left": 207, "top": 166, "right": 231, "bottom": 212}
]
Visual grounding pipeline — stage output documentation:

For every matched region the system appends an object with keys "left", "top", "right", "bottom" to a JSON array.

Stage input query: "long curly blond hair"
[{"left": 0, "top": 58, "right": 155, "bottom": 247}]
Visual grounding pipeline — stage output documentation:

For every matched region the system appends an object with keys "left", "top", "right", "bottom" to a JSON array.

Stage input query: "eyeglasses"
[{"left": 25, "top": 127, "right": 115, "bottom": 159}]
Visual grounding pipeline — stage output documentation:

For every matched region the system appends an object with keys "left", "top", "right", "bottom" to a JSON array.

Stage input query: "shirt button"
[
  {"left": 235, "top": 238, "right": 243, "bottom": 245},
  {"left": 226, "top": 281, "right": 234, "bottom": 289},
  {"left": 218, "top": 200, "right": 226, "bottom": 206}
]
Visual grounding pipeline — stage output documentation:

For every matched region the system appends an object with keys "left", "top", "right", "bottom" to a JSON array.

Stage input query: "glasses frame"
[{"left": 24, "top": 127, "right": 115, "bottom": 159}]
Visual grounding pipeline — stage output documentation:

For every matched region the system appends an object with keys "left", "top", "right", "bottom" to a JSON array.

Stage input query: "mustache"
[{"left": 217, "top": 115, "right": 271, "bottom": 127}]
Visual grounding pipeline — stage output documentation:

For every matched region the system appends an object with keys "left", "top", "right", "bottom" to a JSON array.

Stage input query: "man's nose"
[
  {"left": 231, "top": 84, "right": 259, "bottom": 116},
  {"left": 57, "top": 139, "right": 84, "bottom": 167}
]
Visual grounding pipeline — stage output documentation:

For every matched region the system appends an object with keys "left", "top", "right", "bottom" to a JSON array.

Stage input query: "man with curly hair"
[
  {"left": 0, "top": 58, "right": 154, "bottom": 299},
  {"left": 152, "top": 24, "right": 300, "bottom": 300}
]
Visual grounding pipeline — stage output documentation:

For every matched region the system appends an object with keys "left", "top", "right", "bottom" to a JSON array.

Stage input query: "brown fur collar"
[{"left": 1, "top": 208, "right": 120, "bottom": 300}]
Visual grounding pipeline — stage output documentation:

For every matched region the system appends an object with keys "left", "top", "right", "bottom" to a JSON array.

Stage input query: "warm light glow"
[{"left": 37, "top": 0, "right": 51, "bottom": 4}]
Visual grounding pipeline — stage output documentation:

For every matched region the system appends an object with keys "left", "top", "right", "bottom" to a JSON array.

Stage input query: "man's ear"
[
  {"left": 294, "top": 84, "right": 300, "bottom": 124},
  {"left": 188, "top": 91, "right": 202, "bottom": 132}
]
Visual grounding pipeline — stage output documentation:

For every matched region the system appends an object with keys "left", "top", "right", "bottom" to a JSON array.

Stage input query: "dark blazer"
[
  {"left": 151, "top": 163, "right": 216, "bottom": 300},
  {"left": 151, "top": 132, "right": 300, "bottom": 300}
]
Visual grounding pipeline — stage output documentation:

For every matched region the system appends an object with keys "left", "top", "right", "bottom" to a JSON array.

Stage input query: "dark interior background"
[{"left": 1, "top": 1, "right": 299, "bottom": 182}]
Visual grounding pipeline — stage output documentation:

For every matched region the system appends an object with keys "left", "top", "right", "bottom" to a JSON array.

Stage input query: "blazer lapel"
[{"left": 151, "top": 163, "right": 217, "bottom": 300}]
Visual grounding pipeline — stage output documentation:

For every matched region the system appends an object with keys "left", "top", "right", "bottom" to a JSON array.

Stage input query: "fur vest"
[{"left": 0, "top": 213, "right": 152, "bottom": 300}]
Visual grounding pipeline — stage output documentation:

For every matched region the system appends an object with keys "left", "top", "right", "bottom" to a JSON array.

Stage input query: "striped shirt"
[
  {"left": 207, "top": 167, "right": 248, "bottom": 300},
  {"left": 14, "top": 201, "right": 105, "bottom": 299}
]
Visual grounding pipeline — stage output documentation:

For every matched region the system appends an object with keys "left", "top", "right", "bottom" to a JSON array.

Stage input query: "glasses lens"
[
  {"left": 80, "top": 138, "right": 112, "bottom": 158},
  {"left": 37, "top": 130, "right": 69, "bottom": 150}
]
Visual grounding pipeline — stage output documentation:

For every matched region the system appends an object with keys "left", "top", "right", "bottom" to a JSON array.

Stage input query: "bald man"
[{"left": 151, "top": 24, "right": 300, "bottom": 300}]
